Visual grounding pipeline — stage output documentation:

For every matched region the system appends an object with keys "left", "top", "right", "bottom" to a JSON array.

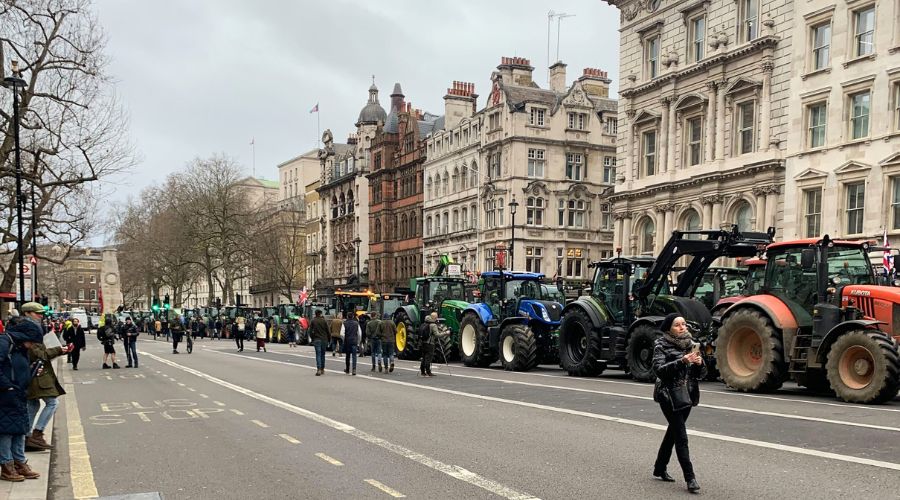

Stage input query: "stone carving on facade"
[
  {"left": 654, "top": 202, "right": 676, "bottom": 213},
  {"left": 708, "top": 25, "right": 729, "bottom": 51},
  {"left": 660, "top": 49, "right": 679, "bottom": 69},
  {"left": 523, "top": 180, "right": 551, "bottom": 196},
  {"left": 700, "top": 194, "right": 724, "bottom": 205},
  {"left": 613, "top": 211, "right": 629, "bottom": 221},
  {"left": 752, "top": 185, "right": 781, "bottom": 196}
]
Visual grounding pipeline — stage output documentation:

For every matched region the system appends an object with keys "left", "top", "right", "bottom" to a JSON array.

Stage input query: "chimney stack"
[
  {"left": 497, "top": 56, "right": 534, "bottom": 87},
  {"left": 549, "top": 61, "right": 567, "bottom": 93},
  {"left": 444, "top": 81, "right": 478, "bottom": 130},
  {"left": 578, "top": 68, "right": 612, "bottom": 98}
]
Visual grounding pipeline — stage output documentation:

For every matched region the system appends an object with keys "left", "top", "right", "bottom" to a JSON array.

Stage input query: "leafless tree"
[{"left": 250, "top": 197, "right": 307, "bottom": 303}]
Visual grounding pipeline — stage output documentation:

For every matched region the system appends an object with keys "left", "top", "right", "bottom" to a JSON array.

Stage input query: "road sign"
[{"left": 21, "top": 264, "right": 29, "bottom": 274}]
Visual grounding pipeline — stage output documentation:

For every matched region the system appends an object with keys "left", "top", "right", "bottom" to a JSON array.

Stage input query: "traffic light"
[
  {"left": 163, "top": 294, "right": 170, "bottom": 310},
  {"left": 215, "top": 297, "right": 222, "bottom": 309},
  {"left": 151, "top": 296, "right": 160, "bottom": 312},
  {"left": 235, "top": 293, "right": 242, "bottom": 307},
  {"left": 42, "top": 304, "right": 53, "bottom": 315}
]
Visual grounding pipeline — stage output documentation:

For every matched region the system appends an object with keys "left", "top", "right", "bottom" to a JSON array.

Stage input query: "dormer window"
[{"left": 529, "top": 107, "right": 546, "bottom": 126}]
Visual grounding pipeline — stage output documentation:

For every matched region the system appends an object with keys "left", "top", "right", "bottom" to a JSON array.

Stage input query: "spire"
[{"left": 390, "top": 82, "right": 404, "bottom": 112}]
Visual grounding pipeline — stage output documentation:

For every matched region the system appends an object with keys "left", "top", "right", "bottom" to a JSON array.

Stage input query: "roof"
[
  {"left": 767, "top": 239, "right": 873, "bottom": 250},
  {"left": 596, "top": 256, "right": 656, "bottom": 266},
  {"left": 503, "top": 85, "right": 561, "bottom": 110},
  {"left": 480, "top": 271, "right": 546, "bottom": 280},
  {"left": 257, "top": 179, "right": 280, "bottom": 189}
]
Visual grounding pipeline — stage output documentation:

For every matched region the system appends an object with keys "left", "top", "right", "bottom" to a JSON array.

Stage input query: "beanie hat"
[{"left": 660, "top": 313, "right": 681, "bottom": 334}]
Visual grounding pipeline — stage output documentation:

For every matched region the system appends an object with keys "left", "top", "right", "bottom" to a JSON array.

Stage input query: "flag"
[
  {"left": 98, "top": 288, "right": 104, "bottom": 315},
  {"left": 884, "top": 229, "right": 893, "bottom": 273},
  {"left": 309, "top": 103, "right": 319, "bottom": 113},
  {"left": 298, "top": 286, "right": 309, "bottom": 306}
]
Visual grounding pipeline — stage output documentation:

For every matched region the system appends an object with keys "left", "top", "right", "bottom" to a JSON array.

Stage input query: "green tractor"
[
  {"left": 393, "top": 256, "right": 470, "bottom": 361},
  {"left": 267, "top": 304, "right": 305, "bottom": 344},
  {"left": 559, "top": 227, "right": 773, "bottom": 381}
]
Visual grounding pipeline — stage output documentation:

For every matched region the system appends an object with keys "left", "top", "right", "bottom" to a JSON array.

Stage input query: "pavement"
[{"left": 20, "top": 336, "right": 900, "bottom": 499}]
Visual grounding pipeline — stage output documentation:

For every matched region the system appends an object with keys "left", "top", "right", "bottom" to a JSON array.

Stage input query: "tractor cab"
[
  {"left": 413, "top": 277, "right": 467, "bottom": 318},
  {"left": 590, "top": 257, "right": 657, "bottom": 324}
]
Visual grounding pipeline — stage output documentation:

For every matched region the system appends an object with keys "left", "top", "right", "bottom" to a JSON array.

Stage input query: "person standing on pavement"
[
  {"left": 341, "top": 311, "right": 360, "bottom": 375},
  {"left": 255, "top": 318, "right": 267, "bottom": 352},
  {"left": 329, "top": 312, "right": 343, "bottom": 356},
  {"left": 25, "top": 338, "right": 70, "bottom": 452},
  {"left": 380, "top": 316, "right": 396, "bottom": 373},
  {"left": 419, "top": 312, "right": 439, "bottom": 377},
  {"left": 652, "top": 313, "right": 704, "bottom": 494},
  {"left": 366, "top": 314, "right": 383, "bottom": 372},
  {"left": 309, "top": 310, "right": 330, "bottom": 376},
  {"left": 120, "top": 317, "right": 139, "bottom": 368},
  {"left": 62, "top": 318, "right": 86, "bottom": 370},
  {"left": 0, "top": 306, "right": 45, "bottom": 482}
]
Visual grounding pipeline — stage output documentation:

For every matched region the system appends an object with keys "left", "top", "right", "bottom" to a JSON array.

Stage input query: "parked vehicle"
[
  {"left": 716, "top": 236, "right": 900, "bottom": 403},
  {"left": 706, "top": 258, "right": 767, "bottom": 319}
]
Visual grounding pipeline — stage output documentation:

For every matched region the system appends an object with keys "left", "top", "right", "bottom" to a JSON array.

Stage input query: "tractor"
[
  {"left": 716, "top": 236, "right": 900, "bottom": 404},
  {"left": 457, "top": 271, "right": 563, "bottom": 371},
  {"left": 267, "top": 304, "right": 305, "bottom": 344},
  {"left": 706, "top": 258, "right": 767, "bottom": 319},
  {"left": 558, "top": 227, "right": 773, "bottom": 381}
]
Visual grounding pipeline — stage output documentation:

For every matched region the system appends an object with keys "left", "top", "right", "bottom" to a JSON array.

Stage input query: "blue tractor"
[{"left": 458, "top": 271, "right": 563, "bottom": 371}]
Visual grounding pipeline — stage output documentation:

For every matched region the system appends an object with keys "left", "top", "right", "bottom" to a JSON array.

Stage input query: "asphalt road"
[{"left": 47, "top": 336, "right": 900, "bottom": 499}]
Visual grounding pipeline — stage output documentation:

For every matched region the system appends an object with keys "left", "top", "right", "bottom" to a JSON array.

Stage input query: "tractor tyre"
[
  {"left": 558, "top": 307, "right": 604, "bottom": 377},
  {"left": 394, "top": 311, "right": 420, "bottom": 361},
  {"left": 825, "top": 330, "right": 900, "bottom": 404},
  {"left": 716, "top": 308, "right": 786, "bottom": 392},
  {"left": 626, "top": 325, "right": 659, "bottom": 382},
  {"left": 499, "top": 323, "right": 539, "bottom": 372},
  {"left": 794, "top": 369, "right": 833, "bottom": 395},
  {"left": 434, "top": 325, "right": 457, "bottom": 362},
  {"left": 459, "top": 313, "right": 496, "bottom": 367}
]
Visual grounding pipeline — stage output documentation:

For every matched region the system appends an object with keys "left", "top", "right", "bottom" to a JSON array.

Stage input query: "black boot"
[
  {"left": 653, "top": 470, "right": 675, "bottom": 482},
  {"left": 687, "top": 479, "right": 700, "bottom": 493}
]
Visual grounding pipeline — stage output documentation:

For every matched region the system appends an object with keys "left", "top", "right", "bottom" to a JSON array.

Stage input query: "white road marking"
[
  {"left": 279, "top": 433, "right": 301, "bottom": 444},
  {"left": 365, "top": 479, "right": 405, "bottom": 497},
  {"left": 213, "top": 401, "right": 226, "bottom": 406},
  {"left": 315, "top": 453, "right": 343, "bottom": 466},
  {"left": 209, "top": 350, "right": 900, "bottom": 473},
  {"left": 144, "top": 353, "right": 539, "bottom": 500},
  {"left": 251, "top": 419, "right": 269, "bottom": 428},
  {"left": 177, "top": 383, "right": 186, "bottom": 387},
  {"left": 277, "top": 352, "right": 900, "bottom": 432},
  {"left": 229, "top": 409, "right": 244, "bottom": 416},
  {"left": 199, "top": 394, "right": 209, "bottom": 399},
  {"left": 187, "top": 388, "right": 196, "bottom": 392}
]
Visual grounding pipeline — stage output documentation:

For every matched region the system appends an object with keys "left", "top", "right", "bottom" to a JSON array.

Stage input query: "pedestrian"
[
  {"left": 329, "top": 312, "right": 343, "bottom": 356},
  {"left": 153, "top": 318, "right": 161, "bottom": 340},
  {"left": 380, "top": 316, "right": 396, "bottom": 374},
  {"left": 0, "top": 304, "right": 45, "bottom": 482},
  {"left": 25, "top": 337, "right": 70, "bottom": 452},
  {"left": 366, "top": 314, "right": 383, "bottom": 372},
  {"left": 215, "top": 317, "right": 223, "bottom": 340},
  {"left": 162, "top": 317, "right": 170, "bottom": 342},
  {"left": 652, "top": 313, "right": 705, "bottom": 494},
  {"left": 99, "top": 315, "right": 120, "bottom": 369},
  {"left": 171, "top": 315, "right": 185, "bottom": 354},
  {"left": 62, "top": 318, "right": 86, "bottom": 370},
  {"left": 198, "top": 320, "right": 207, "bottom": 340},
  {"left": 232, "top": 319, "right": 243, "bottom": 352},
  {"left": 309, "top": 310, "right": 330, "bottom": 376},
  {"left": 419, "top": 312, "right": 439, "bottom": 377},
  {"left": 358, "top": 312, "right": 369, "bottom": 353},
  {"left": 255, "top": 318, "right": 267, "bottom": 352},
  {"left": 341, "top": 311, "right": 360, "bottom": 375},
  {"left": 119, "top": 317, "right": 139, "bottom": 368}
]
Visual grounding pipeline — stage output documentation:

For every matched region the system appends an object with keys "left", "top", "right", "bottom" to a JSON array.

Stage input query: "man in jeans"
[
  {"left": 380, "top": 316, "right": 396, "bottom": 373},
  {"left": 341, "top": 311, "right": 360, "bottom": 375},
  {"left": 309, "top": 310, "right": 330, "bottom": 376},
  {"left": 120, "top": 317, "right": 139, "bottom": 368},
  {"left": 366, "top": 314, "right": 383, "bottom": 372}
]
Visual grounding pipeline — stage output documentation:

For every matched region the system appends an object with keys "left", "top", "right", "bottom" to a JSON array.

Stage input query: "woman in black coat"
[
  {"left": 62, "top": 318, "right": 87, "bottom": 370},
  {"left": 652, "top": 313, "right": 705, "bottom": 494}
]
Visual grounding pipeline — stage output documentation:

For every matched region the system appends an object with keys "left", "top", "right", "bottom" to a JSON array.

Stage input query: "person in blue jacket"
[{"left": 0, "top": 304, "right": 46, "bottom": 482}]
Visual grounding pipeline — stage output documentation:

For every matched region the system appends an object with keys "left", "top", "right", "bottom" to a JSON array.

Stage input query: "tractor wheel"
[
  {"left": 434, "top": 325, "right": 457, "bottom": 362},
  {"left": 626, "top": 325, "right": 658, "bottom": 382},
  {"left": 716, "top": 308, "right": 786, "bottom": 392},
  {"left": 825, "top": 330, "right": 900, "bottom": 404},
  {"left": 459, "top": 313, "right": 496, "bottom": 367},
  {"left": 795, "top": 369, "right": 833, "bottom": 395},
  {"left": 499, "top": 323, "right": 539, "bottom": 372},
  {"left": 558, "top": 307, "right": 604, "bottom": 377},
  {"left": 394, "top": 311, "right": 420, "bottom": 361}
]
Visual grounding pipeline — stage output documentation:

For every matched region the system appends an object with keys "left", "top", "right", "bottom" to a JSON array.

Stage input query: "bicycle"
[{"left": 186, "top": 333, "right": 193, "bottom": 354}]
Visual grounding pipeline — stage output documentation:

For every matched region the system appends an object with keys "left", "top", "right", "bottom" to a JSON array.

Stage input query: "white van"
[{"left": 68, "top": 308, "right": 89, "bottom": 329}]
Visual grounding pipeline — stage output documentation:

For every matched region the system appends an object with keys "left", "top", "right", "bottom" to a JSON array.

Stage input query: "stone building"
[
  {"left": 304, "top": 179, "right": 322, "bottom": 298},
  {"left": 368, "top": 84, "right": 440, "bottom": 293},
  {"left": 422, "top": 81, "right": 481, "bottom": 275},
  {"left": 316, "top": 83, "right": 381, "bottom": 294},
  {"left": 277, "top": 149, "right": 320, "bottom": 202},
  {"left": 37, "top": 246, "right": 122, "bottom": 314},
  {"left": 782, "top": 1, "right": 900, "bottom": 241},
  {"left": 604, "top": 0, "right": 791, "bottom": 254},
  {"left": 477, "top": 57, "right": 618, "bottom": 287}
]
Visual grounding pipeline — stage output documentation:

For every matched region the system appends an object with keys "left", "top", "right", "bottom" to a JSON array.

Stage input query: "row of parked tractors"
[{"left": 379, "top": 229, "right": 900, "bottom": 405}]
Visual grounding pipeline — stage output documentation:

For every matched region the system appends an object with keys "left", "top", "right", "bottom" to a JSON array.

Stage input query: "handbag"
[{"left": 666, "top": 379, "right": 693, "bottom": 412}]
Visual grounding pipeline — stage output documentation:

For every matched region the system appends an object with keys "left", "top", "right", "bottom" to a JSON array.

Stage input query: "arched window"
[
  {"left": 331, "top": 195, "right": 338, "bottom": 218},
  {"left": 734, "top": 201, "right": 753, "bottom": 231},
  {"left": 471, "top": 203, "right": 477, "bottom": 228},
  {"left": 442, "top": 211, "right": 449, "bottom": 234},
  {"left": 452, "top": 210, "right": 460, "bottom": 232},
  {"left": 461, "top": 164, "right": 468, "bottom": 190},
  {"left": 461, "top": 207, "right": 468, "bottom": 229},
  {"left": 347, "top": 190, "right": 354, "bottom": 213},
  {"left": 469, "top": 161, "right": 478, "bottom": 187},
  {"left": 433, "top": 216, "right": 439, "bottom": 236},
  {"left": 400, "top": 214, "right": 408, "bottom": 239},
  {"left": 452, "top": 167, "right": 460, "bottom": 191},
  {"left": 682, "top": 209, "right": 701, "bottom": 239},
  {"left": 498, "top": 198, "right": 505, "bottom": 225},
  {"left": 442, "top": 171, "right": 449, "bottom": 196},
  {"left": 639, "top": 217, "right": 656, "bottom": 254},
  {"left": 375, "top": 219, "right": 383, "bottom": 242},
  {"left": 427, "top": 175, "right": 433, "bottom": 199},
  {"left": 425, "top": 216, "right": 432, "bottom": 237}
]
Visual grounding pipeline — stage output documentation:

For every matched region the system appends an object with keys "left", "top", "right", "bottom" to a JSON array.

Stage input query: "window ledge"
[
  {"left": 838, "top": 138, "right": 872, "bottom": 150},
  {"left": 526, "top": 124, "right": 550, "bottom": 130},
  {"left": 801, "top": 67, "right": 831, "bottom": 81},
  {"left": 890, "top": 46, "right": 900, "bottom": 55},
  {"left": 565, "top": 128, "right": 590, "bottom": 133},
  {"left": 797, "top": 146, "right": 827, "bottom": 158},
  {"left": 842, "top": 53, "right": 876, "bottom": 69}
]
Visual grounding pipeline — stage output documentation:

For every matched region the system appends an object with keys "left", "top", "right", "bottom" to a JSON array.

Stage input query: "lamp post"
[
  {"left": 352, "top": 237, "right": 362, "bottom": 281},
  {"left": 508, "top": 197, "right": 519, "bottom": 271},
  {"left": 4, "top": 61, "right": 27, "bottom": 307}
]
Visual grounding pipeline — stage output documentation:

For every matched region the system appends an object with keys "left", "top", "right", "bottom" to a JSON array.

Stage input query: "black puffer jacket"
[{"left": 652, "top": 334, "right": 707, "bottom": 407}]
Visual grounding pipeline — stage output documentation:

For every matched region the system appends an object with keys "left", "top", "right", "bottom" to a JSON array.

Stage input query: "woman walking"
[
  {"left": 652, "top": 313, "right": 704, "bottom": 494},
  {"left": 255, "top": 318, "right": 267, "bottom": 352},
  {"left": 62, "top": 318, "right": 86, "bottom": 370}
]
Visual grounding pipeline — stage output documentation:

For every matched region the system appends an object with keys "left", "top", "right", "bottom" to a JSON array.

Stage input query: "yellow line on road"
[
  {"left": 251, "top": 419, "right": 269, "bottom": 428},
  {"left": 63, "top": 378, "right": 99, "bottom": 499},
  {"left": 315, "top": 453, "right": 343, "bottom": 466},
  {"left": 229, "top": 409, "right": 244, "bottom": 416},
  {"left": 365, "top": 479, "right": 406, "bottom": 497},
  {"left": 278, "top": 434, "right": 301, "bottom": 444}
]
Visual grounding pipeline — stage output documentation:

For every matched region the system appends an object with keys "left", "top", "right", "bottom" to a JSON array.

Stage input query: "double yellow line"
[{"left": 62, "top": 371, "right": 98, "bottom": 499}]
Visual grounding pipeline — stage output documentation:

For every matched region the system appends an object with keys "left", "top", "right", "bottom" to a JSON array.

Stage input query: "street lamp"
[
  {"left": 508, "top": 197, "right": 519, "bottom": 271},
  {"left": 4, "top": 61, "right": 27, "bottom": 307},
  {"left": 352, "top": 236, "right": 362, "bottom": 281}
]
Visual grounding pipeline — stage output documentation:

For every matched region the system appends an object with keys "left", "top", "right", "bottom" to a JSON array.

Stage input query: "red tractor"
[{"left": 716, "top": 236, "right": 900, "bottom": 403}]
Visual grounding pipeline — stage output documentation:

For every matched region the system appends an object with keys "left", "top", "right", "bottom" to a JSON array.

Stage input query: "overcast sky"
[{"left": 96, "top": 0, "right": 621, "bottom": 230}]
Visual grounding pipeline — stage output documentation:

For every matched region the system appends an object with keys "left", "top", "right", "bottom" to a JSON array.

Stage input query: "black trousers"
[
  {"left": 655, "top": 404, "right": 695, "bottom": 481},
  {"left": 420, "top": 344, "right": 434, "bottom": 375},
  {"left": 235, "top": 335, "right": 243, "bottom": 350},
  {"left": 70, "top": 347, "right": 81, "bottom": 368}
]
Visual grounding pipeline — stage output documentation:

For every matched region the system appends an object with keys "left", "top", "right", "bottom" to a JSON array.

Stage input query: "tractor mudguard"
[
  {"left": 814, "top": 320, "right": 885, "bottom": 364},
  {"left": 723, "top": 296, "right": 800, "bottom": 332},
  {"left": 465, "top": 303, "right": 494, "bottom": 326},
  {"left": 400, "top": 305, "right": 420, "bottom": 326},
  {"left": 562, "top": 297, "right": 608, "bottom": 332},
  {"left": 630, "top": 316, "right": 663, "bottom": 332}
]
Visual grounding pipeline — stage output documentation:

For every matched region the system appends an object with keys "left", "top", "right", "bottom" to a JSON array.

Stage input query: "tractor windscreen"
[
  {"left": 541, "top": 284, "right": 565, "bottom": 303},
  {"left": 827, "top": 246, "right": 875, "bottom": 285},
  {"left": 506, "top": 279, "right": 556, "bottom": 300},
  {"left": 428, "top": 282, "right": 467, "bottom": 303}
]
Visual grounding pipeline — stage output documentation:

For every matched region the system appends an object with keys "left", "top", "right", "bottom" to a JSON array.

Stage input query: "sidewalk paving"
[{"left": 2, "top": 368, "right": 56, "bottom": 500}]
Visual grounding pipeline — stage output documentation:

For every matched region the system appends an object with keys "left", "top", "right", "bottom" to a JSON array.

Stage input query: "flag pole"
[{"left": 317, "top": 107, "right": 321, "bottom": 148}]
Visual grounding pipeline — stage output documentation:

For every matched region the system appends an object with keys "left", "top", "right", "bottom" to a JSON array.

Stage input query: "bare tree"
[{"left": 251, "top": 198, "right": 307, "bottom": 303}]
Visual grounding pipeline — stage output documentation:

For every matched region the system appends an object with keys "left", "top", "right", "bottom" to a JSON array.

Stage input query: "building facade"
[
  {"left": 369, "top": 84, "right": 438, "bottom": 293},
  {"left": 605, "top": 0, "right": 791, "bottom": 254},
  {"left": 477, "top": 57, "right": 618, "bottom": 288},
  {"left": 422, "top": 81, "right": 481, "bottom": 275},
  {"left": 37, "top": 246, "right": 122, "bottom": 314},
  {"left": 783, "top": 1, "right": 900, "bottom": 242},
  {"left": 304, "top": 179, "right": 322, "bottom": 298}
]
